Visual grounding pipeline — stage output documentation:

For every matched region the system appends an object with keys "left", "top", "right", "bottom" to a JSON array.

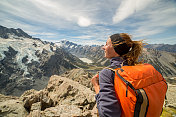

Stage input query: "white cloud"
[
  {"left": 72, "top": 35, "right": 93, "bottom": 39},
  {"left": 71, "top": 39, "right": 105, "bottom": 46},
  {"left": 77, "top": 16, "right": 92, "bottom": 27}
]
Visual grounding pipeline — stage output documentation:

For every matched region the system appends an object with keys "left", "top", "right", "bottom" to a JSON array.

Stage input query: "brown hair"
[{"left": 119, "top": 33, "right": 144, "bottom": 66}]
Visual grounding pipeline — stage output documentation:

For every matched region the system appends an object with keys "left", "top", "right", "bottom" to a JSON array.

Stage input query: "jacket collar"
[{"left": 110, "top": 57, "right": 128, "bottom": 67}]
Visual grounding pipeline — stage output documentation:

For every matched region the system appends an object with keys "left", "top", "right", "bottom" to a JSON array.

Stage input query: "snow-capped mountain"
[
  {"left": 0, "top": 25, "right": 32, "bottom": 39},
  {"left": 55, "top": 40, "right": 79, "bottom": 49},
  {"left": 56, "top": 40, "right": 108, "bottom": 65},
  {"left": 0, "top": 25, "right": 85, "bottom": 96}
]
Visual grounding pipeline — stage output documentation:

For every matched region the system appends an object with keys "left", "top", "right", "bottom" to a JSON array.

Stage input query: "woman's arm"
[
  {"left": 91, "top": 73, "right": 100, "bottom": 94},
  {"left": 92, "top": 69, "right": 121, "bottom": 117}
]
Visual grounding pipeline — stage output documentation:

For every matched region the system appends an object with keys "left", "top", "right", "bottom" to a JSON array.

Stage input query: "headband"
[{"left": 110, "top": 33, "right": 131, "bottom": 56}]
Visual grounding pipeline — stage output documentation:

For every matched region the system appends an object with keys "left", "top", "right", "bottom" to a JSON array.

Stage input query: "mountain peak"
[{"left": 0, "top": 25, "right": 32, "bottom": 39}]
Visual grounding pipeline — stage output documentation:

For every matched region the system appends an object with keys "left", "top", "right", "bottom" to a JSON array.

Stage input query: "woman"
[{"left": 91, "top": 33, "right": 143, "bottom": 117}]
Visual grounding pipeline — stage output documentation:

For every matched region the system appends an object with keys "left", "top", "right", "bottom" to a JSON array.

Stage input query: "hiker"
[{"left": 91, "top": 33, "right": 167, "bottom": 117}]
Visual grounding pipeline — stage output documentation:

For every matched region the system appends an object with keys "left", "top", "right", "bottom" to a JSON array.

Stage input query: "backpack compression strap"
[{"left": 134, "top": 89, "right": 149, "bottom": 117}]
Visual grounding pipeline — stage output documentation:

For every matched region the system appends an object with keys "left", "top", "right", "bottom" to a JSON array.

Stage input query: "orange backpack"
[{"left": 107, "top": 63, "right": 167, "bottom": 117}]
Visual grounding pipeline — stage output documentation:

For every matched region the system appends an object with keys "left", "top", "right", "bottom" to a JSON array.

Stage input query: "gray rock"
[{"left": 31, "top": 102, "right": 41, "bottom": 111}]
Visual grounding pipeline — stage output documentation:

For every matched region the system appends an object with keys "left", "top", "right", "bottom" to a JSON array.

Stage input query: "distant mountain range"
[
  {"left": 145, "top": 44, "right": 176, "bottom": 53},
  {"left": 0, "top": 25, "right": 176, "bottom": 96},
  {"left": 55, "top": 40, "right": 108, "bottom": 66},
  {"left": 56, "top": 40, "right": 176, "bottom": 77}
]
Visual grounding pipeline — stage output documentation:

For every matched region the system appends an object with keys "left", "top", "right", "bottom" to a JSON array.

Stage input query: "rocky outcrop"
[
  {"left": 161, "top": 77, "right": 176, "bottom": 116},
  {"left": 165, "top": 77, "right": 176, "bottom": 109},
  {"left": 19, "top": 75, "right": 97, "bottom": 117},
  {"left": 0, "top": 69, "right": 98, "bottom": 117},
  {"left": 61, "top": 68, "right": 93, "bottom": 89},
  {"left": 0, "top": 94, "right": 28, "bottom": 117},
  {"left": 0, "top": 69, "right": 176, "bottom": 117}
]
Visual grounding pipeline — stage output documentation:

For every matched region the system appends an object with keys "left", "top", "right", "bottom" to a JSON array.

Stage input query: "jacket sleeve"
[{"left": 95, "top": 69, "right": 121, "bottom": 117}]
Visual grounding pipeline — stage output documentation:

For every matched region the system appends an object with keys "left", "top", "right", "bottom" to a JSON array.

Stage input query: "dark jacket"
[{"left": 95, "top": 57, "right": 128, "bottom": 117}]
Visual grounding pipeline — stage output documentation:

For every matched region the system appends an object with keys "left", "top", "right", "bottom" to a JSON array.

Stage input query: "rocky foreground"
[
  {"left": 0, "top": 69, "right": 98, "bottom": 117},
  {"left": 0, "top": 69, "right": 176, "bottom": 117}
]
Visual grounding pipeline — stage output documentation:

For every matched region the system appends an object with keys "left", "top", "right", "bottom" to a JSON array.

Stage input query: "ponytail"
[{"left": 119, "top": 33, "right": 144, "bottom": 66}]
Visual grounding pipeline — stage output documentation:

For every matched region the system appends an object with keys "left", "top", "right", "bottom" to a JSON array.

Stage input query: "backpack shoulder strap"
[{"left": 104, "top": 66, "right": 120, "bottom": 72}]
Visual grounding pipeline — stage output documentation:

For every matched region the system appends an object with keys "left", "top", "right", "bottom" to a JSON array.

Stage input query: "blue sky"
[{"left": 0, "top": 0, "right": 176, "bottom": 45}]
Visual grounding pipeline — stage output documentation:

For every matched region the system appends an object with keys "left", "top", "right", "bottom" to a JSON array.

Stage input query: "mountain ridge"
[
  {"left": 145, "top": 44, "right": 176, "bottom": 53},
  {"left": 57, "top": 39, "right": 176, "bottom": 53},
  {"left": 0, "top": 25, "right": 32, "bottom": 39}
]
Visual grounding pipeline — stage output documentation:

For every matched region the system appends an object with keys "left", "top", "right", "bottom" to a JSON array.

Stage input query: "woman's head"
[
  {"left": 102, "top": 33, "right": 144, "bottom": 66},
  {"left": 102, "top": 38, "right": 120, "bottom": 59}
]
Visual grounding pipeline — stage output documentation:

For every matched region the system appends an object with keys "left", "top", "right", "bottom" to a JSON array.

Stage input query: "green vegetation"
[{"left": 161, "top": 107, "right": 176, "bottom": 117}]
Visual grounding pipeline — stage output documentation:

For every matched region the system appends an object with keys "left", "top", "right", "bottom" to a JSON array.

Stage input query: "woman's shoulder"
[{"left": 99, "top": 67, "right": 115, "bottom": 83}]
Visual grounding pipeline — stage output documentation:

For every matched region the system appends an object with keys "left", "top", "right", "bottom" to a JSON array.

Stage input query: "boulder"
[
  {"left": 0, "top": 94, "right": 28, "bottom": 117},
  {"left": 165, "top": 83, "right": 176, "bottom": 108},
  {"left": 61, "top": 68, "right": 93, "bottom": 90}
]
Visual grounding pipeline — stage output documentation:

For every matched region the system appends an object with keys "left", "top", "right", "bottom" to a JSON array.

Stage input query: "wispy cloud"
[
  {"left": 147, "top": 35, "right": 176, "bottom": 44},
  {"left": 0, "top": 0, "right": 95, "bottom": 28},
  {"left": 131, "top": 1, "right": 176, "bottom": 39},
  {"left": 29, "top": 0, "right": 97, "bottom": 27},
  {"left": 72, "top": 35, "right": 93, "bottom": 39},
  {"left": 113, "top": 0, "right": 155, "bottom": 23}
]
